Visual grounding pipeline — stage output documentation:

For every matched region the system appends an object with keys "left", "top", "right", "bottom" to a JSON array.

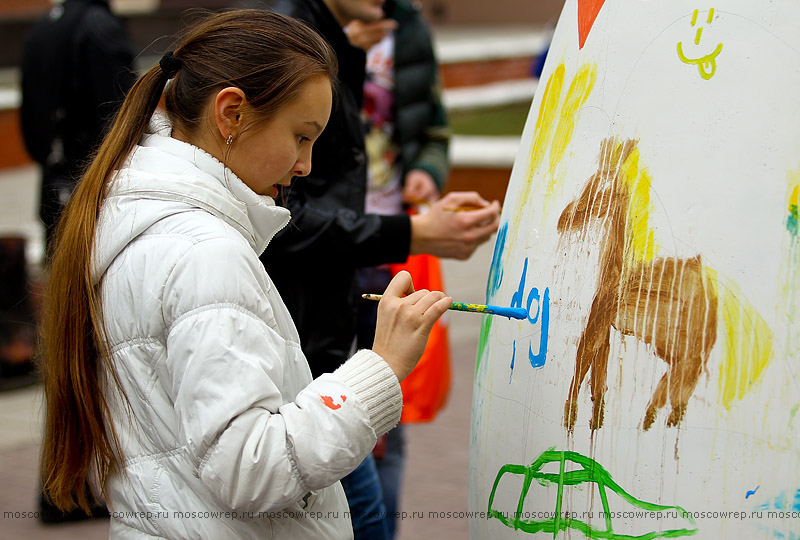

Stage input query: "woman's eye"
[{"left": 297, "top": 135, "right": 310, "bottom": 144}]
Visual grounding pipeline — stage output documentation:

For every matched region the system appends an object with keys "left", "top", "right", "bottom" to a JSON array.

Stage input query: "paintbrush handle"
[
  {"left": 361, "top": 294, "right": 527, "bottom": 320},
  {"left": 449, "top": 302, "right": 527, "bottom": 319},
  {"left": 443, "top": 204, "right": 487, "bottom": 212}
]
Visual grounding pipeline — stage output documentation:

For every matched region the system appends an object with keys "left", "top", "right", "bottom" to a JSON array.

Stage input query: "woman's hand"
[
  {"left": 409, "top": 191, "right": 501, "bottom": 260},
  {"left": 344, "top": 19, "right": 398, "bottom": 51},
  {"left": 371, "top": 271, "right": 452, "bottom": 382},
  {"left": 402, "top": 169, "right": 439, "bottom": 205}
]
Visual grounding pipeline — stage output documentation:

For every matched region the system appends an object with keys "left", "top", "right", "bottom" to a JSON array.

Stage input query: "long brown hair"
[{"left": 39, "top": 9, "right": 337, "bottom": 513}]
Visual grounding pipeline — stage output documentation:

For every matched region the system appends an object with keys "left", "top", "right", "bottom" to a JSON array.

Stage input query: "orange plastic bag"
[{"left": 388, "top": 253, "right": 451, "bottom": 423}]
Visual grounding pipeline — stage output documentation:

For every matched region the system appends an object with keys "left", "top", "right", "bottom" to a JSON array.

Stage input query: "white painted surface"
[{"left": 470, "top": 2, "right": 800, "bottom": 539}]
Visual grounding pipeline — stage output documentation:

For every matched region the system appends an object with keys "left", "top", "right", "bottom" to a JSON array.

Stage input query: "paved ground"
[{"left": 0, "top": 164, "right": 495, "bottom": 539}]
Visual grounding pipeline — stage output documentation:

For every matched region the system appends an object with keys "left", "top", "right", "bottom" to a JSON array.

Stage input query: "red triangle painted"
[{"left": 578, "top": 0, "right": 607, "bottom": 49}]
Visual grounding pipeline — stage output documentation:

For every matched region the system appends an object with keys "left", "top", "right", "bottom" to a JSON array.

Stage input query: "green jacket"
[{"left": 388, "top": 0, "right": 451, "bottom": 191}]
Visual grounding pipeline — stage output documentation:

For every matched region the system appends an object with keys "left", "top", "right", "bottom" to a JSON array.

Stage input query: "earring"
[{"left": 226, "top": 135, "right": 233, "bottom": 145}]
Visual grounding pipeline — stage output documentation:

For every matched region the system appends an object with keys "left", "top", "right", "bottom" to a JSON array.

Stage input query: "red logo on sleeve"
[{"left": 320, "top": 394, "right": 348, "bottom": 410}]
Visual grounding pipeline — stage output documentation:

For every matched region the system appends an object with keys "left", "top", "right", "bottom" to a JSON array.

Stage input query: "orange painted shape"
[
  {"left": 577, "top": 0, "right": 607, "bottom": 49},
  {"left": 320, "top": 394, "right": 347, "bottom": 410}
]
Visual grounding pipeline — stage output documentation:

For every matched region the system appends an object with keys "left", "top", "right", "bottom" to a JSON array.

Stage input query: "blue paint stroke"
[
  {"left": 486, "top": 222, "right": 508, "bottom": 299},
  {"left": 527, "top": 287, "right": 550, "bottom": 368},
  {"left": 754, "top": 527, "right": 800, "bottom": 540},
  {"left": 509, "top": 258, "right": 551, "bottom": 368},
  {"left": 490, "top": 306, "right": 528, "bottom": 319},
  {"left": 767, "top": 532, "right": 800, "bottom": 540},
  {"left": 510, "top": 257, "right": 528, "bottom": 311},
  {"left": 509, "top": 340, "right": 516, "bottom": 384},
  {"left": 755, "top": 489, "right": 800, "bottom": 512},
  {"left": 527, "top": 287, "right": 542, "bottom": 324},
  {"left": 746, "top": 486, "right": 759, "bottom": 499}
]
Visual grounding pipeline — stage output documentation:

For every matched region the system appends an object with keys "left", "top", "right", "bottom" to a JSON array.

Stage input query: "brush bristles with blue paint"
[{"left": 361, "top": 294, "right": 527, "bottom": 320}]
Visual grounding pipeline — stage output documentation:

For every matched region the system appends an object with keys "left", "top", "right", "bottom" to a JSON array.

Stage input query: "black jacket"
[
  {"left": 262, "top": 0, "right": 412, "bottom": 376},
  {"left": 20, "top": 0, "right": 135, "bottom": 241},
  {"left": 389, "top": 0, "right": 450, "bottom": 190}
]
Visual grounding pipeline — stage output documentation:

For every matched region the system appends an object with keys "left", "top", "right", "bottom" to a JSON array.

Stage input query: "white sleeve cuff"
[{"left": 333, "top": 349, "right": 403, "bottom": 437}]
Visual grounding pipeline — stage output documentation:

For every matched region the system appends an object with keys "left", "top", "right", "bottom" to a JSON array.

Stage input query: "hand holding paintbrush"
[
  {"left": 371, "top": 271, "right": 453, "bottom": 381},
  {"left": 407, "top": 191, "right": 501, "bottom": 260}
]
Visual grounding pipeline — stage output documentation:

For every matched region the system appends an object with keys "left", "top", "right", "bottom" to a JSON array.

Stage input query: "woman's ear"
[{"left": 214, "top": 87, "right": 246, "bottom": 142}]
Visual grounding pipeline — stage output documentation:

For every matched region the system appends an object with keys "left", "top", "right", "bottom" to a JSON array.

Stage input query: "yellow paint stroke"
[
  {"left": 678, "top": 8, "right": 722, "bottom": 80},
  {"left": 788, "top": 182, "right": 799, "bottom": 239},
  {"left": 547, "top": 64, "right": 598, "bottom": 180},
  {"left": 677, "top": 42, "right": 723, "bottom": 80},
  {"left": 520, "top": 62, "right": 598, "bottom": 213},
  {"left": 781, "top": 172, "right": 800, "bottom": 367},
  {"left": 620, "top": 145, "right": 656, "bottom": 264},
  {"left": 703, "top": 267, "right": 721, "bottom": 368},
  {"left": 783, "top": 168, "right": 800, "bottom": 253},
  {"left": 615, "top": 142, "right": 652, "bottom": 341},
  {"left": 718, "top": 281, "right": 773, "bottom": 409},
  {"left": 522, "top": 63, "right": 565, "bottom": 207},
  {"left": 543, "top": 64, "right": 598, "bottom": 199}
]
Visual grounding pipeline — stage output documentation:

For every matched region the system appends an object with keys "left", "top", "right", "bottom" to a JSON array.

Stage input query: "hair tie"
[{"left": 159, "top": 51, "right": 182, "bottom": 79}]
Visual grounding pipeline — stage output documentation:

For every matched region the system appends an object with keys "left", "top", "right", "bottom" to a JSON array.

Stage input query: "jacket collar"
[{"left": 92, "top": 114, "right": 290, "bottom": 282}]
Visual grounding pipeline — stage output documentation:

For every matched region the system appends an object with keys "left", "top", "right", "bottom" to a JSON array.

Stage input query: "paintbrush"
[
  {"left": 406, "top": 198, "right": 501, "bottom": 213},
  {"left": 361, "top": 294, "right": 527, "bottom": 320},
  {"left": 442, "top": 203, "right": 498, "bottom": 212}
]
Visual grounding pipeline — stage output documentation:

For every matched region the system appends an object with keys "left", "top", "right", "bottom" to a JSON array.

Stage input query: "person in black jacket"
[
  {"left": 247, "top": 0, "right": 501, "bottom": 538},
  {"left": 20, "top": 0, "right": 137, "bottom": 252},
  {"left": 259, "top": 0, "right": 499, "bottom": 378},
  {"left": 19, "top": 0, "right": 136, "bottom": 522},
  {"left": 345, "top": 1, "right": 451, "bottom": 536}
]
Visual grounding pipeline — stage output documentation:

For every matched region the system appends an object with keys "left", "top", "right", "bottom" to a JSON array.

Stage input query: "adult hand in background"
[
  {"left": 344, "top": 19, "right": 398, "bottom": 51},
  {"left": 402, "top": 169, "right": 440, "bottom": 205},
  {"left": 371, "top": 271, "right": 452, "bottom": 382},
  {"left": 409, "top": 191, "right": 501, "bottom": 260}
]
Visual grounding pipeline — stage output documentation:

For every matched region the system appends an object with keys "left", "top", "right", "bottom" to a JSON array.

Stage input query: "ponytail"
[{"left": 39, "top": 62, "right": 174, "bottom": 513}]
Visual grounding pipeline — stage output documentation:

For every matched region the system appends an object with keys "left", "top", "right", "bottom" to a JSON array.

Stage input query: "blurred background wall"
[
  {"left": 421, "top": 0, "right": 563, "bottom": 26},
  {"left": 0, "top": 0, "right": 559, "bottom": 212},
  {"left": 0, "top": 0, "right": 563, "bottom": 68}
]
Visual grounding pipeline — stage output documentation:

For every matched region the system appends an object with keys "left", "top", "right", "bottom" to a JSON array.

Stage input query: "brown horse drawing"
[{"left": 558, "top": 138, "right": 718, "bottom": 431}]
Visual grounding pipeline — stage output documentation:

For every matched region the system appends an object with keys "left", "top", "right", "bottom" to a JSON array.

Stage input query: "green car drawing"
[{"left": 487, "top": 449, "right": 697, "bottom": 539}]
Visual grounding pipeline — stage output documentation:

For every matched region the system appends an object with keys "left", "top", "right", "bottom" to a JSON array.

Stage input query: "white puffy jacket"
[{"left": 92, "top": 120, "right": 402, "bottom": 539}]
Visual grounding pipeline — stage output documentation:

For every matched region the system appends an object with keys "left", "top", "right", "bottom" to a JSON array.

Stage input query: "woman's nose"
[{"left": 293, "top": 148, "right": 312, "bottom": 177}]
